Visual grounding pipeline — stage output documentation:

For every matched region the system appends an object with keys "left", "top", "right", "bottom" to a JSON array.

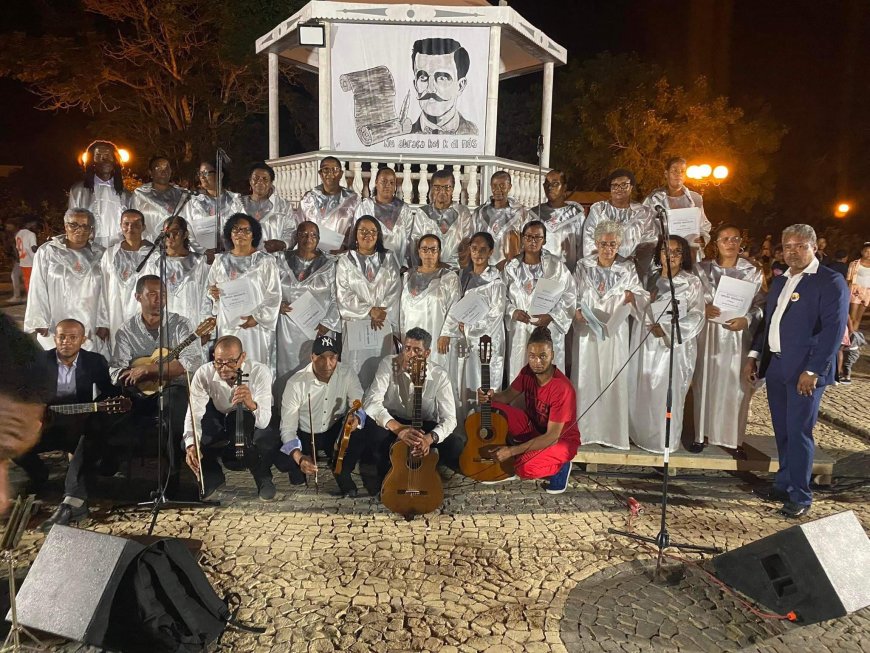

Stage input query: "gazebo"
[{"left": 256, "top": 0, "right": 567, "bottom": 208}]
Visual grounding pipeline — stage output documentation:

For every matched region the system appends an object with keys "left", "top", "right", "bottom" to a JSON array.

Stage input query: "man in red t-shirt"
[{"left": 478, "top": 326, "right": 579, "bottom": 493}]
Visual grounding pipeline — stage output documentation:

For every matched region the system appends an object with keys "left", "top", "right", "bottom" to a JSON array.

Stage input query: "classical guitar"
[
  {"left": 48, "top": 395, "right": 132, "bottom": 416},
  {"left": 225, "top": 368, "right": 256, "bottom": 465},
  {"left": 130, "top": 317, "right": 216, "bottom": 395},
  {"left": 380, "top": 356, "right": 444, "bottom": 518},
  {"left": 333, "top": 399, "right": 362, "bottom": 476},
  {"left": 459, "top": 335, "right": 513, "bottom": 482}
]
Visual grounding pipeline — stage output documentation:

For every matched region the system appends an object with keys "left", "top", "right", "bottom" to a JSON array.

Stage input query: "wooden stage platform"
[{"left": 573, "top": 435, "right": 835, "bottom": 484}]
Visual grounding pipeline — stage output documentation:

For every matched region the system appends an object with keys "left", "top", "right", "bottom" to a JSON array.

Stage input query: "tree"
[
  {"left": 547, "top": 53, "right": 787, "bottom": 212},
  {"left": 0, "top": 0, "right": 306, "bottom": 168}
]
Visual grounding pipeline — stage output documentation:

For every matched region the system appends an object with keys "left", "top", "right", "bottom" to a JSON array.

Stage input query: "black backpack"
[{"left": 104, "top": 538, "right": 264, "bottom": 652}]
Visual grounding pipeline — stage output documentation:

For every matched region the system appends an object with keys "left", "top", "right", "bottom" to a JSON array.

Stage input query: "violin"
[
  {"left": 225, "top": 368, "right": 256, "bottom": 465},
  {"left": 459, "top": 335, "right": 513, "bottom": 482},
  {"left": 380, "top": 356, "right": 443, "bottom": 518},
  {"left": 333, "top": 399, "right": 362, "bottom": 476}
]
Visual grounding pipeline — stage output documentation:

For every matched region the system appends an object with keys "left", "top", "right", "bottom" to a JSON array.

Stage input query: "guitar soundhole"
[{"left": 479, "top": 428, "right": 492, "bottom": 441}]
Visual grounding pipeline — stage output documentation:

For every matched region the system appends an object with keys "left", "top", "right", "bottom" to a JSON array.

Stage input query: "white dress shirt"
[
  {"left": 183, "top": 359, "right": 273, "bottom": 448},
  {"left": 363, "top": 355, "right": 457, "bottom": 441},
  {"left": 279, "top": 362, "right": 365, "bottom": 452}
]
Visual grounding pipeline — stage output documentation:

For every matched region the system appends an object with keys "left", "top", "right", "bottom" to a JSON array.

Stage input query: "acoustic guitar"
[
  {"left": 459, "top": 335, "right": 513, "bottom": 482},
  {"left": 130, "top": 317, "right": 216, "bottom": 395},
  {"left": 48, "top": 395, "right": 132, "bottom": 416},
  {"left": 380, "top": 356, "right": 443, "bottom": 518}
]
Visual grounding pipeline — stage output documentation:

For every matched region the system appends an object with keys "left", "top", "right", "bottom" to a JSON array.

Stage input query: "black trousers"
[
  {"left": 367, "top": 418, "right": 465, "bottom": 481},
  {"left": 284, "top": 418, "right": 370, "bottom": 492},
  {"left": 198, "top": 400, "right": 279, "bottom": 487},
  {"left": 112, "top": 385, "right": 189, "bottom": 472}
]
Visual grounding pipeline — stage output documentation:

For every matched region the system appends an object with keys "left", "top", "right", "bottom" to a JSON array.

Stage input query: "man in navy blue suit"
[{"left": 744, "top": 224, "right": 849, "bottom": 518}]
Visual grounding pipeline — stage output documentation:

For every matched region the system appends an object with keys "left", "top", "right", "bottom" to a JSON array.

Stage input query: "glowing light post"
[
  {"left": 834, "top": 202, "right": 851, "bottom": 218},
  {"left": 686, "top": 163, "right": 729, "bottom": 183}
]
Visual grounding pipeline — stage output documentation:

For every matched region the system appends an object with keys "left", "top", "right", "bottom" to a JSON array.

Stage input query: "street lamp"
[
  {"left": 834, "top": 202, "right": 851, "bottom": 218},
  {"left": 80, "top": 146, "right": 131, "bottom": 166},
  {"left": 686, "top": 162, "right": 730, "bottom": 183}
]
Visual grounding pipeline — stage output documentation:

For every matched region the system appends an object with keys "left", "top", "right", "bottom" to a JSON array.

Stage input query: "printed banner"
[{"left": 331, "top": 23, "right": 489, "bottom": 155}]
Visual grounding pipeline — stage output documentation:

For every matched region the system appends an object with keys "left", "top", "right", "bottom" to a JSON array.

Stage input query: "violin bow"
[
  {"left": 307, "top": 393, "right": 319, "bottom": 493},
  {"left": 184, "top": 369, "right": 206, "bottom": 496}
]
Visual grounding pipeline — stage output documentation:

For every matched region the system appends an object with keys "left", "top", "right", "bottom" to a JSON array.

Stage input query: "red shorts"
[{"left": 492, "top": 402, "right": 579, "bottom": 480}]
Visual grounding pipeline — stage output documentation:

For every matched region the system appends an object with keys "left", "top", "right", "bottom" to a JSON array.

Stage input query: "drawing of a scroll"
[{"left": 340, "top": 66, "right": 412, "bottom": 146}]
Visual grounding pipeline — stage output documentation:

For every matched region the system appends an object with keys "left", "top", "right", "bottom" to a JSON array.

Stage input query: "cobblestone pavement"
[{"left": 2, "top": 300, "right": 869, "bottom": 652}]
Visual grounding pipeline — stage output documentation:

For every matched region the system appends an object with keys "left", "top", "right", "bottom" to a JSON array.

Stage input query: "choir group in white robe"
[{"left": 98, "top": 239, "right": 153, "bottom": 353}]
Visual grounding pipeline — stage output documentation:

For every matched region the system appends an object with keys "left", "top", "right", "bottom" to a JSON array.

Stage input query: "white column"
[
  {"left": 268, "top": 52, "right": 280, "bottom": 160},
  {"left": 351, "top": 161, "right": 364, "bottom": 196},
  {"left": 318, "top": 23, "right": 333, "bottom": 150},
  {"left": 540, "top": 61, "right": 554, "bottom": 168},
  {"left": 418, "top": 165, "right": 430, "bottom": 205},
  {"left": 467, "top": 165, "right": 479, "bottom": 209},
  {"left": 484, "top": 26, "right": 502, "bottom": 156},
  {"left": 401, "top": 163, "right": 413, "bottom": 203}
]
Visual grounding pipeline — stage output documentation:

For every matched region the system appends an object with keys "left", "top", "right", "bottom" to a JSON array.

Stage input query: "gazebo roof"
[{"left": 255, "top": 0, "right": 567, "bottom": 80}]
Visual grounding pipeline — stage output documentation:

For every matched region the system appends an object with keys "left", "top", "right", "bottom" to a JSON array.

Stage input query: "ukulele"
[
  {"left": 48, "top": 395, "right": 132, "bottom": 416},
  {"left": 459, "top": 335, "right": 513, "bottom": 482},
  {"left": 333, "top": 399, "right": 362, "bottom": 476},
  {"left": 130, "top": 317, "right": 216, "bottom": 395},
  {"left": 225, "top": 368, "right": 256, "bottom": 464},
  {"left": 380, "top": 356, "right": 443, "bottom": 518}
]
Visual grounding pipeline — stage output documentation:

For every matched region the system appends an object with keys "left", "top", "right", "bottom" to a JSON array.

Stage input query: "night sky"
[{"left": 1, "top": 0, "right": 867, "bottom": 237}]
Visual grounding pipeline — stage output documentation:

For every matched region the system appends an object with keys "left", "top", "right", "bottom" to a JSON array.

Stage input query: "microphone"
[{"left": 217, "top": 148, "right": 232, "bottom": 164}]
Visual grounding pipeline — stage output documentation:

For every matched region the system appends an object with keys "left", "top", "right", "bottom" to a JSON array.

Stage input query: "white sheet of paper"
[
  {"left": 190, "top": 216, "right": 218, "bottom": 250},
  {"left": 346, "top": 318, "right": 383, "bottom": 351},
  {"left": 712, "top": 275, "right": 757, "bottom": 324},
  {"left": 579, "top": 303, "right": 605, "bottom": 340},
  {"left": 318, "top": 225, "right": 346, "bottom": 252},
  {"left": 648, "top": 297, "right": 672, "bottom": 325},
  {"left": 666, "top": 207, "right": 701, "bottom": 240},
  {"left": 219, "top": 277, "right": 256, "bottom": 324},
  {"left": 287, "top": 290, "right": 328, "bottom": 335},
  {"left": 449, "top": 293, "right": 489, "bottom": 326},
  {"left": 529, "top": 277, "right": 561, "bottom": 315},
  {"left": 604, "top": 301, "right": 632, "bottom": 338}
]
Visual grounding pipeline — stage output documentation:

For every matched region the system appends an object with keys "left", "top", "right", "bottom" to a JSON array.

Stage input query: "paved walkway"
[{"left": 2, "top": 297, "right": 869, "bottom": 652}]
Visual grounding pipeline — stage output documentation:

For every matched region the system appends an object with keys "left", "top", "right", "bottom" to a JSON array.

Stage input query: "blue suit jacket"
[{"left": 751, "top": 265, "right": 849, "bottom": 386}]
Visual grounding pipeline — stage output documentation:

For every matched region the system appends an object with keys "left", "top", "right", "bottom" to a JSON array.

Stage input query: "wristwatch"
[
  {"left": 429, "top": 432, "right": 440, "bottom": 445},
  {"left": 805, "top": 371, "right": 816, "bottom": 377}
]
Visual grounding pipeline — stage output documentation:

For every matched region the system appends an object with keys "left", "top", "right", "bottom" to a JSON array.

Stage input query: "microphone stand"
[
  {"left": 608, "top": 205, "right": 720, "bottom": 578},
  {"left": 215, "top": 147, "right": 232, "bottom": 254},
  {"left": 536, "top": 134, "right": 544, "bottom": 213},
  {"left": 128, "top": 191, "right": 218, "bottom": 536}
]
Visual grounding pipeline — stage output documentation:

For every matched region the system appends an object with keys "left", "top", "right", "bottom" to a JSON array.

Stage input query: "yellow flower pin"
[{"left": 790, "top": 292, "right": 800, "bottom": 302}]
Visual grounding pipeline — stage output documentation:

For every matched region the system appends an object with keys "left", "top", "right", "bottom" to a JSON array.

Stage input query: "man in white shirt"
[
  {"left": 184, "top": 335, "right": 279, "bottom": 500},
  {"left": 364, "top": 327, "right": 461, "bottom": 484},
  {"left": 279, "top": 333, "right": 368, "bottom": 498}
]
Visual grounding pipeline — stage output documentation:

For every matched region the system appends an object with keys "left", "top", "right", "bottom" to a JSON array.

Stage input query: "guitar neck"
[
  {"left": 49, "top": 402, "right": 97, "bottom": 416},
  {"left": 166, "top": 332, "right": 197, "bottom": 362},
  {"left": 480, "top": 362, "right": 492, "bottom": 429},
  {"left": 412, "top": 386, "right": 423, "bottom": 430}
]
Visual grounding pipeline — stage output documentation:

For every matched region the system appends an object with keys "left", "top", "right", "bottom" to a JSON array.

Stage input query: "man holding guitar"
[
  {"left": 14, "top": 319, "right": 128, "bottom": 530},
  {"left": 183, "top": 336, "right": 279, "bottom": 501}
]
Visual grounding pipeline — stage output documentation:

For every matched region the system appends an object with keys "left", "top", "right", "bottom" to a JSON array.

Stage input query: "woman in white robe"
[
  {"left": 143, "top": 216, "right": 210, "bottom": 360},
  {"left": 629, "top": 235, "right": 705, "bottom": 453},
  {"left": 528, "top": 170, "right": 586, "bottom": 272},
  {"left": 354, "top": 167, "right": 415, "bottom": 268},
  {"left": 131, "top": 156, "right": 186, "bottom": 241},
  {"left": 410, "top": 170, "right": 474, "bottom": 269},
  {"left": 442, "top": 232, "right": 507, "bottom": 422},
  {"left": 503, "top": 220, "right": 576, "bottom": 381},
  {"left": 24, "top": 208, "right": 109, "bottom": 357},
  {"left": 207, "top": 214, "right": 281, "bottom": 373},
  {"left": 97, "top": 209, "right": 153, "bottom": 353},
  {"left": 183, "top": 161, "right": 244, "bottom": 253},
  {"left": 571, "top": 221, "right": 645, "bottom": 449},
  {"left": 400, "top": 234, "right": 460, "bottom": 373},
  {"left": 692, "top": 224, "right": 765, "bottom": 451},
  {"left": 275, "top": 220, "right": 341, "bottom": 383},
  {"left": 335, "top": 216, "right": 402, "bottom": 388}
]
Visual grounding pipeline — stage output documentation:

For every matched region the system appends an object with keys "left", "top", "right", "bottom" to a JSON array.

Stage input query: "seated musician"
[
  {"left": 13, "top": 318, "right": 121, "bottom": 530},
  {"left": 364, "top": 327, "right": 461, "bottom": 485},
  {"left": 279, "top": 332, "right": 368, "bottom": 498},
  {"left": 110, "top": 274, "right": 203, "bottom": 483},
  {"left": 477, "top": 326, "right": 579, "bottom": 494},
  {"left": 183, "top": 336, "right": 279, "bottom": 501}
]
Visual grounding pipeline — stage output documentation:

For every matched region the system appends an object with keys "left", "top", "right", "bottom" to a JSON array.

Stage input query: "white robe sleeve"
[
  {"left": 251, "top": 257, "right": 281, "bottom": 330},
  {"left": 22, "top": 245, "right": 51, "bottom": 332}
]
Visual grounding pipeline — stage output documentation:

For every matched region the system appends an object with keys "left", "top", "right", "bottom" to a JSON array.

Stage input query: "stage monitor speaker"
[
  {"left": 7, "top": 525, "right": 143, "bottom": 646},
  {"left": 713, "top": 510, "right": 870, "bottom": 624}
]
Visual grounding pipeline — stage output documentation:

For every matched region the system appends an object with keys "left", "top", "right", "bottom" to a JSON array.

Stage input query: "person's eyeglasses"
[
  {"left": 543, "top": 181, "right": 562, "bottom": 189},
  {"left": 213, "top": 355, "right": 242, "bottom": 369},
  {"left": 610, "top": 182, "right": 631, "bottom": 191},
  {"left": 357, "top": 228, "right": 378, "bottom": 237},
  {"left": 666, "top": 250, "right": 683, "bottom": 257},
  {"left": 523, "top": 235, "right": 544, "bottom": 242},
  {"left": 419, "top": 246, "right": 439, "bottom": 254},
  {"left": 432, "top": 184, "right": 453, "bottom": 192},
  {"left": 298, "top": 231, "right": 319, "bottom": 239},
  {"left": 491, "top": 183, "right": 510, "bottom": 191},
  {"left": 597, "top": 241, "right": 619, "bottom": 249},
  {"left": 231, "top": 227, "right": 252, "bottom": 235},
  {"left": 717, "top": 236, "right": 741, "bottom": 244},
  {"left": 319, "top": 167, "right": 342, "bottom": 176},
  {"left": 783, "top": 243, "right": 811, "bottom": 252},
  {"left": 198, "top": 170, "right": 216, "bottom": 178},
  {"left": 65, "top": 222, "right": 90, "bottom": 232},
  {"left": 469, "top": 245, "right": 491, "bottom": 254}
]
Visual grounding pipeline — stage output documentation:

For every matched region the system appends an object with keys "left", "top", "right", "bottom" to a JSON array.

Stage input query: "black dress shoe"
[
  {"left": 257, "top": 477, "right": 277, "bottom": 501},
  {"left": 778, "top": 501, "right": 811, "bottom": 519},
  {"left": 753, "top": 486, "right": 789, "bottom": 503},
  {"left": 687, "top": 442, "right": 706, "bottom": 454},
  {"left": 39, "top": 502, "right": 89, "bottom": 532},
  {"left": 332, "top": 486, "right": 359, "bottom": 498}
]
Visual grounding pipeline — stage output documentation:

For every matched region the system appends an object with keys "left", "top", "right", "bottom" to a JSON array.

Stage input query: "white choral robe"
[
  {"left": 528, "top": 201, "right": 586, "bottom": 272},
  {"left": 442, "top": 266, "right": 507, "bottom": 421},
  {"left": 571, "top": 255, "right": 646, "bottom": 449},
  {"left": 582, "top": 201, "right": 658, "bottom": 280},
  {"left": 692, "top": 258, "right": 765, "bottom": 448},
  {"left": 143, "top": 251, "right": 210, "bottom": 361},
  {"left": 68, "top": 178, "right": 132, "bottom": 248},
  {"left": 628, "top": 270, "right": 705, "bottom": 453},
  {"left": 182, "top": 190, "right": 244, "bottom": 251},
  {"left": 97, "top": 241, "right": 153, "bottom": 353},
  {"left": 297, "top": 186, "right": 360, "bottom": 248},
  {"left": 503, "top": 251, "right": 576, "bottom": 380},
  {"left": 24, "top": 236, "right": 109, "bottom": 358},
  {"left": 335, "top": 250, "right": 402, "bottom": 388},
  {"left": 354, "top": 197, "right": 415, "bottom": 268},
  {"left": 472, "top": 198, "right": 526, "bottom": 267},
  {"left": 241, "top": 192, "right": 297, "bottom": 251},
  {"left": 207, "top": 251, "right": 281, "bottom": 372},
  {"left": 275, "top": 251, "right": 341, "bottom": 383},
  {"left": 400, "top": 267, "right": 460, "bottom": 372},
  {"left": 643, "top": 187, "right": 712, "bottom": 258},
  {"left": 410, "top": 202, "right": 475, "bottom": 269},
  {"left": 131, "top": 183, "right": 186, "bottom": 241}
]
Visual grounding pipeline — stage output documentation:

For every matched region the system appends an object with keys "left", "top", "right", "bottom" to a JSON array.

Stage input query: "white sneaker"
[{"left": 480, "top": 474, "right": 518, "bottom": 485}]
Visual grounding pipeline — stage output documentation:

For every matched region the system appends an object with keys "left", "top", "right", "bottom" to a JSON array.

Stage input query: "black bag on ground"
[{"left": 104, "top": 538, "right": 263, "bottom": 652}]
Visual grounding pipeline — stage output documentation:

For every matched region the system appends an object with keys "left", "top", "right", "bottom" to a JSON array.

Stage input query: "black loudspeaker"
[
  {"left": 7, "top": 525, "right": 143, "bottom": 646},
  {"left": 714, "top": 510, "right": 870, "bottom": 624}
]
